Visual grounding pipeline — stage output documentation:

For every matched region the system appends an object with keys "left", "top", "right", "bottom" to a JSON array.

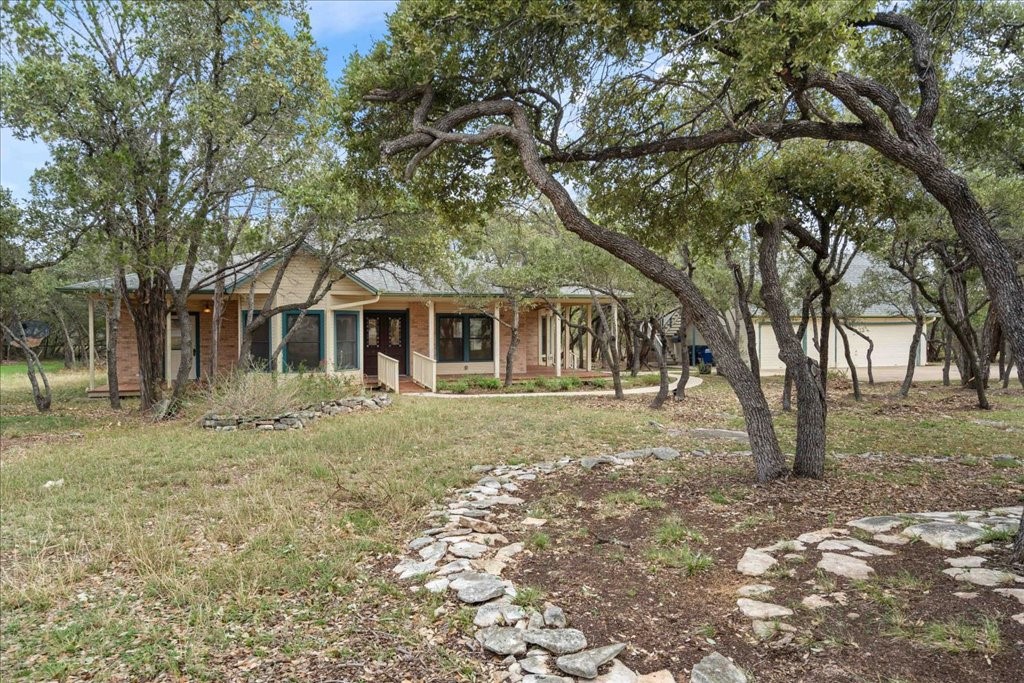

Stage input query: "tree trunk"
[
  {"left": 942, "top": 326, "right": 952, "bottom": 386},
  {"left": 3, "top": 321, "right": 52, "bottom": 412},
  {"left": 844, "top": 322, "right": 874, "bottom": 386},
  {"left": 55, "top": 309, "right": 76, "bottom": 369},
  {"left": 592, "top": 297, "right": 624, "bottom": 399},
  {"left": 915, "top": 167, "right": 1024, "bottom": 394},
  {"left": 674, "top": 303, "right": 690, "bottom": 399},
  {"left": 899, "top": 290, "right": 924, "bottom": 398},
  {"left": 834, "top": 315, "right": 861, "bottom": 401},
  {"left": 649, "top": 317, "right": 670, "bottom": 409},
  {"left": 758, "top": 220, "right": 826, "bottom": 479},
  {"left": 504, "top": 304, "right": 519, "bottom": 387},
  {"left": 818, "top": 287, "right": 832, "bottom": 394},
  {"left": 123, "top": 276, "right": 168, "bottom": 411},
  {"left": 209, "top": 276, "right": 226, "bottom": 383},
  {"left": 511, "top": 133, "right": 787, "bottom": 481},
  {"left": 106, "top": 286, "right": 122, "bottom": 410}
]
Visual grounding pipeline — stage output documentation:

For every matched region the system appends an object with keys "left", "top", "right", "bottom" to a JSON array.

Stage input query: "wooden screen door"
[{"left": 363, "top": 311, "right": 407, "bottom": 376}]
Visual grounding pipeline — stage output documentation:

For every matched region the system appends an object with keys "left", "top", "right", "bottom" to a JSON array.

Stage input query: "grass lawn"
[{"left": 1, "top": 369, "right": 1022, "bottom": 680}]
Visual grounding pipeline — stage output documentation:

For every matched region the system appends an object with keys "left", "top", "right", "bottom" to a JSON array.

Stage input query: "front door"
[
  {"left": 363, "top": 311, "right": 407, "bottom": 376},
  {"left": 169, "top": 312, "right": 200, "bottom": 380}
]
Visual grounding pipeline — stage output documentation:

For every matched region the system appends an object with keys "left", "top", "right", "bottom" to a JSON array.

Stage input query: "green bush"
[
  {"left": 586, "top": 378, "right": 607, "bottom": 388},
  {"left": 468, "top": 376, "right": 502, "bottom": 390},
  {"left": 438, "top": 379, "right": 470, "bottom": 393}
]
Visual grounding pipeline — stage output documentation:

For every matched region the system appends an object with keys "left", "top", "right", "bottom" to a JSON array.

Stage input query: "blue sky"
[{"left": 0, "top": 0, "right": 396, "bottom": 199}]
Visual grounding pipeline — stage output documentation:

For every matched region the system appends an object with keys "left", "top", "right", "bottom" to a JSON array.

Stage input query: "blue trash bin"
[{"left": 701, "top": 348, "right": 714, "bottom": 366}]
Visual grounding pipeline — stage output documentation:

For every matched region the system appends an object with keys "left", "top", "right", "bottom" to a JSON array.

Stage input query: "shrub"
[
  {"left": 586, "top": 378, "right": 607, "bottom": 388},
  {"left": 292, "top": 371, "right": 361, "bottom": 404},
  {"left": 201, "top": 370, "right": 299, "bottom": 418},
  {"left": 468, "top": 376, "right": 502, "bottom": 390},
  {"left": 438, "top": 379, "right": 470, "bottom": 394}
]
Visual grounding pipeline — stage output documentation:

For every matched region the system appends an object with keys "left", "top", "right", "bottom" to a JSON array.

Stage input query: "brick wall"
[
  {"left": 408, "top": 302, "right": 429, "bottom": 358},
  {"left": 113, "top": 298, "right": 240, "bottom": 385}
]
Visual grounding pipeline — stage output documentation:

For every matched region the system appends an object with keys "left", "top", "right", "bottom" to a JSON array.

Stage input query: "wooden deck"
[{"left": 86, "top": 384, "right": 142, "bottom": 398}]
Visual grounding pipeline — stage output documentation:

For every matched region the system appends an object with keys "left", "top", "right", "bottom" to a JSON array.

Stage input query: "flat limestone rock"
[
  {"left": 544, "top": 603, "right": 568, "bottom": 628},
  {"left": 942, "top": 567, "right": 1018, "bottom": 587},
  {"left": 435, "top": 558, "right": 473, "bottom": 576},
  {"left": 690, "top": 428, "right": 749, "bottom": 442},
  {"left": 556, "top": 643, "right": 626, "bottom": 678},
  {"left": 736, "top": 584, "right": 774, "bottom": 598},
  {"left": 993, "top": 588, "right": 1024, "bottom": 605},
  {"left": 394, "top": 557, "right": 439, "bottom": 580},
  {"left": 496, "top": 542, "right": 525, "bottom": 561},
  {"left": 901, "top": 522, "right": 986, "bottom": 550},
  {"left": 801, "top": 595, "right": 833, "bottom": 610},
  {"left": 944, "top": 556, "right": 987, "bottom": 568},
  {"left": 736, "top": 598, "right": 793, "bottom": 619},
  {"left": 476, "top": 626, "right": 526, "bottom": 655},
  {"left": 817, "top": 540, "right": 851, "bottom": 551},
  {"left": 847, "top": 515, "right": 906, "bottom": 533},
  {"left": 593, "top": 659, "right": 639, "bottom": 683},
  {"left": 424, "top": 577, "right": 449, "bottom": 593},
  {"left": 452, "top": 572, "right": 507, "bottom": 603},
  {"left": 523, "top": 676, "right": 574, "bottom": 683},
  {"left": 751, "top": 619, "right": 797, "bottom": 640},
  {"left": 796, "top": 528, "right": 847, "bottom": 544},
  {"left": 524, "top": 628, "right": 588, "bottom": 655},
  {"left": 736, "top": 548, "right": 777, "bottom": 577},
  {"left": 450, "top": 540, "right": 489, "bottom": 558},
  {"left": 637, "top": 671, "right": 676, "bottom": 683},
  {"left": 817, "top": 552, "right": 874, "bottom": 580},
  {"left": 689, "top": 652, "right": 748, "bottom": 683},
  {"left": 474, "top": 601, "right": 505, "bottom": 627},
  {"left": 521, "top": 654, "right": 554, "bottom": 675},
  {"left": 836, "top": 538, "right": 895, "bottom": 556},
  {"left": 873, "top": 533, "right": 910, "bottom": 546},
  {"left": 757, "top": 540, "right": 807, "bottom": 553}
]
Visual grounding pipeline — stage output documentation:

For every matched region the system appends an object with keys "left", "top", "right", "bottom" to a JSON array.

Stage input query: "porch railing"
[
  {"left": 377, "top": 353, "right": 401, "bottom": 394},
  {"left": 411, "top": 351, "right": 437, "bottom": 392}
]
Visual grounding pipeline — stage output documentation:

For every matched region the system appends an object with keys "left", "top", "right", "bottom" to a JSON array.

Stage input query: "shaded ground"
[{"left": 504, "top": 451, "right": 1023, "bottom": 682}]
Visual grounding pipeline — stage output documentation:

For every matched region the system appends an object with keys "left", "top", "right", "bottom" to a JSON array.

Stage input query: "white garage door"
[
  {"left": 757, "top": 322, "right": 803, "bottom": 371},
  {"left": 830, "top": 322, "right": 920, "bottom": 368}
]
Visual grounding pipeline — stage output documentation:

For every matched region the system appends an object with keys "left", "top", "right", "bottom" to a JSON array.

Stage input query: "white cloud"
[
  {"left": 307, "top": 0, "right": 396, "bottom": 39},
  {"left": 0, "top": 128, "right": 51, "bottom": 199}
]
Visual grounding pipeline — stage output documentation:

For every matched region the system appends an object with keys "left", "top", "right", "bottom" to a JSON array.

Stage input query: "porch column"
[
  {"left": 563, "top": 305, "right": 571, "bottom": 370},
  {"left": 87, "top": 297, "right": 96, "bottom": 391},
  {"left": 165, "top": 312, "right": 173, "bottom": 383},
  {"left": 427, "top": 300, "right": 435, "bottom": 359},
  {"left": 585, "top": 304, "right": 592, "bottom": 371},
  {"left": 554, "top": 303, "right": 562, "bottom": 377},
  {"left": 493, "top": 302, "right": 501, "bottom": 378}
]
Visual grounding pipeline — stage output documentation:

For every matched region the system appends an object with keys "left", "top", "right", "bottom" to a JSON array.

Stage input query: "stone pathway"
[
  {"left": 391, "top": 447, "right": 750, "bottom": 682},
  {"left": 732, "top": 506, "right": 1024, "bottom": 642},
  {"left": 392, "top": 447, "right": 1020, "bottom": 682}
]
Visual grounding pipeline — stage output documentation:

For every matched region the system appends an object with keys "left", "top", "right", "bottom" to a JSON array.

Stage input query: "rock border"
[
  {"left": 201, "top": 394, "right": 392, "bottom": 431},
  {"left": 392, "top": 446, "right": 750, "bottom": 683}
]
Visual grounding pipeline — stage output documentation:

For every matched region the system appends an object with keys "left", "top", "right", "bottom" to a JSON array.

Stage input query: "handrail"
[
  {"left": 411, "top": 351, "right": 437, "bottom": 392},
  {"left": 378, "top": 353, "right": 400, "bottom": 394}
]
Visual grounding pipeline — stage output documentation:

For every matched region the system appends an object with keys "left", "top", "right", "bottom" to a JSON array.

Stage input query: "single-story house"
[{"left": 60, "top": 253, "right": 615, "bottom": 394}]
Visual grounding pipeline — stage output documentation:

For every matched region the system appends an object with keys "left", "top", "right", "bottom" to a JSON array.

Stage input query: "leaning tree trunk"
[
  {"left": 105, "top": 288, "right": 122, "bottom": 410},
  {"left": 509, "top": 133, "right": 787, "bottom": 481},
  {"left": 2, "top": 321, "right": 52, "bottom": 412},
  {"left": 209, "top": 275, "right": 226, "bottom": 383},
  {"left": 504, "top": 304, "right": 520, "bottom": 387},
  {"left": 942, "top": 327, "right": 952, "bottom": 386},
  {"left": 758, "top": 220, "right": 826, "bottom": 479},
  {"left": 899, "top": 292, "right": 925, "bottom": 398},
  {"left": 833, "top": 315, "right": 862, "bottom": 401},
  {"left": 844, "top": 323, "right": 874, "bottom": 386}
]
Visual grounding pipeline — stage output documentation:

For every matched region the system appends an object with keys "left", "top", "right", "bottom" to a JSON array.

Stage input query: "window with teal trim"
[
  {"left": 284, "top": 311, "right": 322, "bottom": 372},
  {"left": 242, "top": 310, "right": 272, "bottom": 371},
  {"left": 437, "top": 314, "right": 493, "bottom": 362},
  {"left": 335, "top": 313, "right": 359, "bottom": 370}
]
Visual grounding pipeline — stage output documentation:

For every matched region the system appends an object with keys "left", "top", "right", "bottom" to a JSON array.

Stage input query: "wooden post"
[
  {"left": 564, "top": 305, "right": 571, "bottom": 370},
  {"left": 493, "top": 302, "right": 501, "bottom": 378},
  {"left": 585, "top": 303, "right": 592, "bottom": 371},
  {"left": 88, "top": 297, "right": 96, "bottom": 391},
  {"left": 554, "top": 303, "right": 562, "bottom": 377},
  {"left": 427, "top": 300, "right": 435, "bottom": 359}
]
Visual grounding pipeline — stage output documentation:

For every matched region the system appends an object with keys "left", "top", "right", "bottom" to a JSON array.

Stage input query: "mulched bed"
[{"left": 504, "top": 452, "right": 1024, "bottom": 682}]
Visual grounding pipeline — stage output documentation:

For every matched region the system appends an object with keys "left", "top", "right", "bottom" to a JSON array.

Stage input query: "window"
[
  {"left": 335, "top": 312, "right": 359, "bottom": 370},
  {"left": 284, "top": 311, "right": 323, "bottom": 372},
  {"left": 437, "top": 314, "right": 493, "bottom": 363},
  {"left": 242, "top": 311, "right": 271, "bottom": 371}
]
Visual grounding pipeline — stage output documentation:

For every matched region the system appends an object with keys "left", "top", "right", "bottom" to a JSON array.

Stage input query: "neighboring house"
[
  {"left": 60, "top": 253, "right": 613, "bottom": 394},
  {"left": 667, "top": 255, "right": 933, "bottom": 373}
]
